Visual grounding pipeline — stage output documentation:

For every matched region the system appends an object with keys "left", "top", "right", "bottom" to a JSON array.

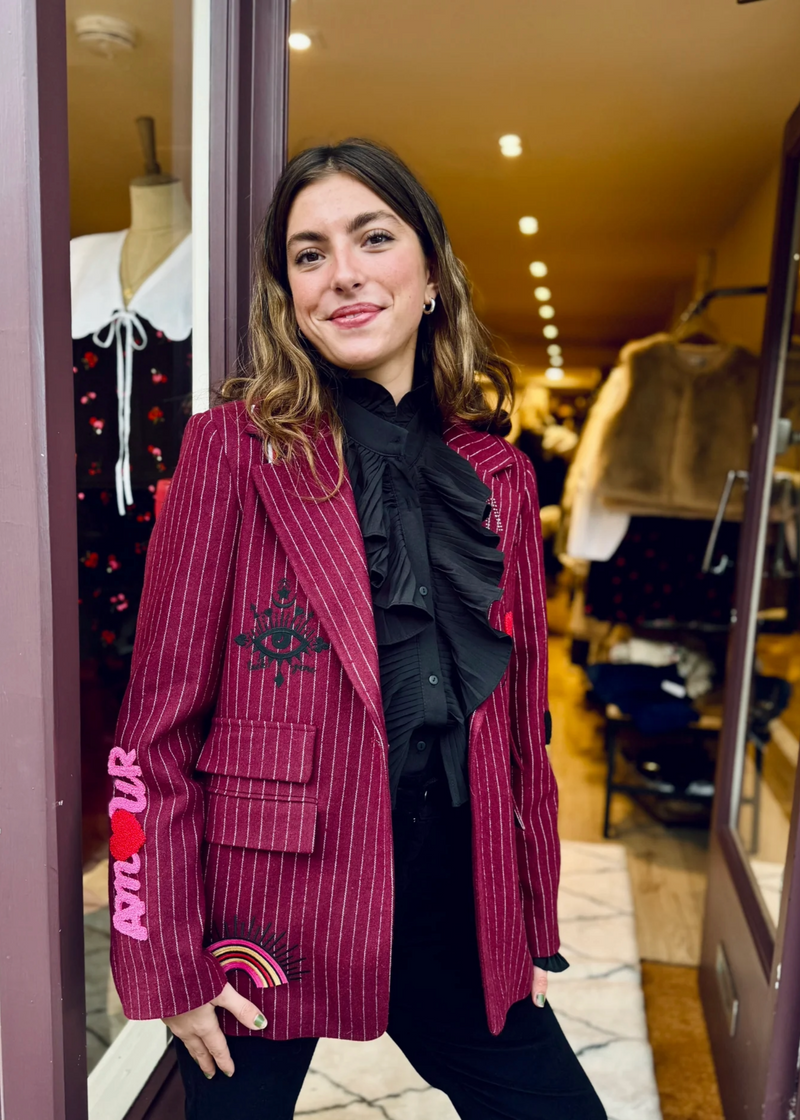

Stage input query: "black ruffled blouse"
[
  {"left": 333, "top": 370, "right": 568, "bottom": 975},
  {"left": 334, "top": 370, "right": 512, "bottom": 809}
]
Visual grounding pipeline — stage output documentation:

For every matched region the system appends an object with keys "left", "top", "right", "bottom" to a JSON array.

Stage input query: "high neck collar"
[{"left": 338, "top": 369, "right": 436, "bottom": 428}]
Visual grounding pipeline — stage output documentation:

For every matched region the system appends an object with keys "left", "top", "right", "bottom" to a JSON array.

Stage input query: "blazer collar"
[{"left": 247, "top": 411, "right": 513, "bottom": 736}]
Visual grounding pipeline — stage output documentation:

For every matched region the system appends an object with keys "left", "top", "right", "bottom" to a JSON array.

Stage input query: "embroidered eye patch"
[{"left": 234, "top": 578, "right": 330, "bottom": 686}]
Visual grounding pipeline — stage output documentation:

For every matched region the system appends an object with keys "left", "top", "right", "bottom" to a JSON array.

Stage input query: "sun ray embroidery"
[
  {"left": 207, "top": 917, "right": 308, "bottom": 989},
  {"left": 234, "top": 578, "right": 330, "bottom": 686}
]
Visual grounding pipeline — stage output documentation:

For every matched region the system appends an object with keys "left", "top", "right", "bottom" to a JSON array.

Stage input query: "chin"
[{"left": 323, "top": 342, "right": 391, "bottom": 371}]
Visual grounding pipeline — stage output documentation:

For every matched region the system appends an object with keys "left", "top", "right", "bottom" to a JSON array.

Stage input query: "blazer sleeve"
[
  {"left": 508, "top": 454, "right": 561, "bottom": 958},
  {"left": 109, "top": 410, "right": 240, "bottom": 1020}
]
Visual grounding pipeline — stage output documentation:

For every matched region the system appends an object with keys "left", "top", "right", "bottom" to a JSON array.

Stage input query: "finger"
[
  {"left": 531, "top": 966, "right": 549, "bottom": 1009},
  {"left": 213, "top": 981, "right": 268, "bottom": 1032},
  {"left": 185, "top": 1037, "right": 216, "bottom": 1080},
  {"left": 198, "top": 1022, "right": 236, "bottom": 1078}
]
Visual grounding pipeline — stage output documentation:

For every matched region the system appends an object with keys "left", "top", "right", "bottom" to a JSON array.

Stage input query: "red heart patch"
[{"left": 110, "top": 809, "right": 146, "bottom": 862}]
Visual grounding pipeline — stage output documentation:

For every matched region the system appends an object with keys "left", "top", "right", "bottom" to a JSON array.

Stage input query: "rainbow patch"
[{"left": 207, "top": 918, "right": 306, "bottom": 989}]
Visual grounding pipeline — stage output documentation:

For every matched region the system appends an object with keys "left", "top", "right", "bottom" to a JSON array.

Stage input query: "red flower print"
[
  {"left": 101, "top": 630, "right": 116, "bottom": 647},
  {"left": 106, "top": 554, "right": 121, "bottom": 572},
  {"left": 110, "top": 593, "right": 129, "bottom": 612},
  {"left": 80, "top": 391, "right": 98, "bottom": 405},
  {"left": 99, "top": 490, "right": 111, "bottom": 505},
  {"left": 89, "top": 416, "right": 104, "bottom": 434},
  {"left": 81, "top": 551, "right": 99, "bottom": 569},
  {"left": 147, "top": 445, "right": 163, "bottom": 461},
  {"left": 148, "top": 406, "right": 164, "bottom": 424},
  {"left": 82, "top": 351, "right": 99, "bottom": 369},
  {"left": 88, "top": 461, "right": 102, "bottom": 476},
  {"left": 77, "top": 491, "right": 85, "bottom": 501},
  {"left": 150, "top": 368, "right": 167, "bottom": 384},
  {"left": 134, "top": 541, "right": 148, "bottom": 554}
]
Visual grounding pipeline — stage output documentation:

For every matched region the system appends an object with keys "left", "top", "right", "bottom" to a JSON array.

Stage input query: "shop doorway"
[{"left": 700, "top": 103, "right": 800, "bottom": 1120}]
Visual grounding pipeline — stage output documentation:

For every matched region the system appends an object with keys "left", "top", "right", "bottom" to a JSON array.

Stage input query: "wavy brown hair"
[{"left": 220, "top": 138, "right": 514, "bottom": 497}]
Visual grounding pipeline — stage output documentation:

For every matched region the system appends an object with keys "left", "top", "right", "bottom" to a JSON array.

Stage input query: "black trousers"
[{"left": 177, "top": 777, "right": 606, "bottom": 1119}]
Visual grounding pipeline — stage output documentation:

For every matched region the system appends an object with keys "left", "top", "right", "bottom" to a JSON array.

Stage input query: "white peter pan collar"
[{"left": 70, "top": 229, "right": 192, "bottom": 341}]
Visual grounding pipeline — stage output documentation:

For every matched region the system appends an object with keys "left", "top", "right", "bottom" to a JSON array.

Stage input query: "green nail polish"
[
  {"left": 224, "top": 1070, "right": 233, "bottom": 1078},
  {"left": 204, "top": 1071, "right": 214, "bottom": 1080},
  {"left": 535, "top": 993, "right": 546, "bottom": 1008},
  {"left": 254, "top": 1013, "right": 267, "bottom": 1029}
]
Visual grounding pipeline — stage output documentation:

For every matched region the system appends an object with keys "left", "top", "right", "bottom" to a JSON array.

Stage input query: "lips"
[{"left": 328, "top": 303, "right": 383, "bottom": 329}]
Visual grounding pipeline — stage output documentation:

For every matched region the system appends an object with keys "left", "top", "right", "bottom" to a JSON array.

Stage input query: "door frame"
[
  {"left": 0, "top": 0, "right": 289, "bottom": 1116},
  {"left": 700, "top": 98, "right": 800, "bottom": 1120}
]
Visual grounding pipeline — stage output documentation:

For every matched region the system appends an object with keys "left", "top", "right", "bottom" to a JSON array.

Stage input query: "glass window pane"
[{"left": 66, "top": 0, "right": 207, "bottom": 1099}]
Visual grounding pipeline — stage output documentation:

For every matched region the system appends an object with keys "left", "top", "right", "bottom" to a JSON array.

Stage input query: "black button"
[
  {"left": 415, "top": 740, "right": 427, "bottom": 752},
  {"left": 419, "top": 585, "right": 428, "bottom": 596},
  {"left": 428, "top": 674, "right": 439, "bottom": 685}
]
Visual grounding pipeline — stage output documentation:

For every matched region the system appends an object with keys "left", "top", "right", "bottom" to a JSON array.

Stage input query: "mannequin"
[{"left": 120, "top": 117, "right": 191, "bottom": 304}]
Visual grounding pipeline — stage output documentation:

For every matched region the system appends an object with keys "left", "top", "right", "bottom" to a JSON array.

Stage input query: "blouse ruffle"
[{"left": 335, "top": 376, "right": 512, "bottom": 803}]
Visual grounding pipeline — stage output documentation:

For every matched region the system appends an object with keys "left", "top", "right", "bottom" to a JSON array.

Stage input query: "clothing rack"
[{"left": 678, "top": 284, "right": 768, "bottom": 326}]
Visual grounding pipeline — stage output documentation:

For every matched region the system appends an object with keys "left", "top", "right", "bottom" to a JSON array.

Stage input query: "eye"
[
  {"left": 363, "top": 230, "right": 394, "bottom": 248},
  {"left": 295, "top": 248, "right": 324, "bottom": 266}
]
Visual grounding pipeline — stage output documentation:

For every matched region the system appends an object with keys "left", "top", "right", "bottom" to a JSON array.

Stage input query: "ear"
[{"left": 424, "top": 264, "right": 439, "bottom": 302}]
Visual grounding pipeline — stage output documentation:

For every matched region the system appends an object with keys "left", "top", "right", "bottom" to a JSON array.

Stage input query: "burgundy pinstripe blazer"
[{"left": 108, "top": 398, "right": 560, "bottom": 1040}]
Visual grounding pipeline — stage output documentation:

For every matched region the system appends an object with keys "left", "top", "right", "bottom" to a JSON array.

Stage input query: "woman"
[{"left": 107, "top": 139, "right": 606, "bottom": 1119}]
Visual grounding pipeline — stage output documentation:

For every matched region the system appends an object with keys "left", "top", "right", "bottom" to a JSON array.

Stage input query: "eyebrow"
[{"left": 287, "top": 210, "right": 399, "bottom": 249}]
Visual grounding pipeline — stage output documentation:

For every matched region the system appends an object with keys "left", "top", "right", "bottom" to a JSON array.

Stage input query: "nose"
[{"left": 329, "top": 243, "right": 364, "bottom": 294}]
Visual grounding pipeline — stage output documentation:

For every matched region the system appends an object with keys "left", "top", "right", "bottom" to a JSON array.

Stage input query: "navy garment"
[
  {"left": 586, "top": 662, "right": 697, "bottom": 734},
  {"left": 333, "top": 371, "right": 513, "bottom": 809},
  {"left": 176, "top": 775, "right": 603, "bottom": 1120}
]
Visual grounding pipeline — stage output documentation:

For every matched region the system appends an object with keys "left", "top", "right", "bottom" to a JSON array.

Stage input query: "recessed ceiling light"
[
  {"left": 534, "top": 287, "right": 551, "bottom": 302},
  {"left": 547, "top": 344, "right": 562, "bottom": 357},
  {"left": 545, "top": 368, "right": 565, "bottom": 381},
  {"left": 519, "top": 217, "right": 539, "bottom": 235},
  {"left": 548, "top": 355, "right": 564, "bottom": 367},
  {"left": 288, "top": 31, "right": 312, "bottom": 49},
  {"left": 538, "top": 305, "right": 555, "bottom": 319},
  {"left": 499, "top": 134, "right": 522, "bottom": 158},
  {"left": 529, "top": 261, "right": 547, "bottom": 276},
  {"left": 543, "top": 325, "right": 559, "bottom": 339}
]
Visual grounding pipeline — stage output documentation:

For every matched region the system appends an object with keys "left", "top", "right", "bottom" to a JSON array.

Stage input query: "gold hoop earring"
[{"left": 423, "top": 297, "right": 436, "bottom": 315}]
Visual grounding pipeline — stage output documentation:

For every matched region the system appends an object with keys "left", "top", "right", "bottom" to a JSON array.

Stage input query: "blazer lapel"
[{"left": 249, "top": 418, "right": 385, "bottom": 737}]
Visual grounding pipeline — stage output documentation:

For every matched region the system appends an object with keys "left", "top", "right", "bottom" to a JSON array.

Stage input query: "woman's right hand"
[{"left": 163, "top": 982, "right": 267, "bottom": 1078}]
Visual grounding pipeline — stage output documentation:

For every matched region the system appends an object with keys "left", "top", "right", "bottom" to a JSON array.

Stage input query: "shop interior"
[{"left": 66, "top": 1, "right": 800, "bottom": 1117}]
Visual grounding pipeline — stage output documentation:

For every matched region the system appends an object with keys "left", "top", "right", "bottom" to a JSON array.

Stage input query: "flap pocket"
[
  {"left": 198, "top": 717, "right": 316, "bottom": 783},
  {"left": 205, "top": 792, "right": 317, "bottom": 854}
]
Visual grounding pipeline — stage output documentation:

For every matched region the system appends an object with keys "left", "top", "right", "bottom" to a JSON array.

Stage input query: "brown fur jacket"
[{"left": 595, "top": 334, "right": 759, "bottom": 520}]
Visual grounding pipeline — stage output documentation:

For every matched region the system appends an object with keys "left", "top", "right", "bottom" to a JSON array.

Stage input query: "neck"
[
  {"left": 348, "top": 336, "right": 418, "bottom": 404},
  {"left": 128, "top": 181, "right": 191, "bottom": 234}
]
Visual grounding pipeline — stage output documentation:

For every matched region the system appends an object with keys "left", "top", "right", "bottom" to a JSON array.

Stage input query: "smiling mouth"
[{"left": 328, "top": 304, "right": 384, "bottom": 329}]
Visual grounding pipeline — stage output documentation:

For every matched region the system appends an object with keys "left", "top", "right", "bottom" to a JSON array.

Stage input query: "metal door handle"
[{"left": 702, "top": 470, "right": 749, "bottom": 573}]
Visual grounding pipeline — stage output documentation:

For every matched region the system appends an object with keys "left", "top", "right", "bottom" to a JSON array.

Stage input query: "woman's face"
[{"left": 285, "top": 173, "right": 437, "bottom": 379}]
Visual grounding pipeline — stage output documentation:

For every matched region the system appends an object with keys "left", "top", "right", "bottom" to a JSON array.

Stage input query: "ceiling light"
[
  {"left": 538, "top": 305, "right": 555, "bottom": 319},
  {"left": 499, "top": 134, "right": 522, "bottom": 157},
  {"left": 545, "top": 368, "right": 565, "bottom": 381},
  {"left": 74, "top": 15, "right": 137, "bottom": 55},
  {"left": 534, "top": 287, "right": 551, "bottom": 302},
  {"left": 543, "top": 325, "right": 559, "bottom": 339},
  {"left": 548, "top": 355, "right": 564, "bottom": 367},
  {"left": 529, "top": 260, "right": 547, "bottom": 276},
  {"left": 519, "top": 217, "right": 539, "bottom": 235},
  {"left": 288, "top": 31, "right": 312, "bottom": 49},
  {"left": 547, "top": 344, "right": 562, "bottom": 357}
]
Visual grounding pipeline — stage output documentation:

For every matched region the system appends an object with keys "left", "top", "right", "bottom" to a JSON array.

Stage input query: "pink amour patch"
[{"left": 107, "top": 746, "right": 148, "bottom": 941}]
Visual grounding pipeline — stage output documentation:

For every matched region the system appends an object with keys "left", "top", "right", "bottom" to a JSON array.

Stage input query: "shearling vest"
[{"left": 596, "top": 335, "right": 759, "bottom": 520}]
